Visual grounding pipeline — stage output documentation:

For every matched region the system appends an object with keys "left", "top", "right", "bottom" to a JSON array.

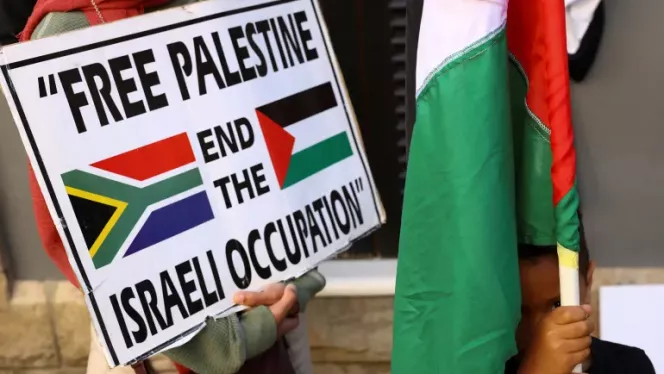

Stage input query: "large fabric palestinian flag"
[{"left": 393, "top": 0, "right": 581, "bottom": 373}]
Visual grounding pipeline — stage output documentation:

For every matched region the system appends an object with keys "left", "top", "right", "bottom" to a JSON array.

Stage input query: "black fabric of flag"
[
  {"left": 68, "top": 195, "right": 117, "bottom": 250},
  {"left": 405, "top": 0, "right": 423, "bottom": 156},
  {"left": 567, "top": 0, "right": 605, "bottom": 82}
]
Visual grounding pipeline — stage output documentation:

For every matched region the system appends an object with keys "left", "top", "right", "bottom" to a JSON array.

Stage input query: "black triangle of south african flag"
[{"left": 68, "top": 194, "right": 117, "bottom": 250}]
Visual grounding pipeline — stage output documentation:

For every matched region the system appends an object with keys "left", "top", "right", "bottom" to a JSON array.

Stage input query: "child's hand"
[
  {"left": 267, "top": 284, "right": 299, "bottom": 337},
  {"left": 233, "top": 283, "right": 288, "bottom": 306},
  {"left": 233, "top": 283, "right": 300, "bottom": 337},
  {"left": 518, "top": 305, "right": 594, "bottom": 374}
]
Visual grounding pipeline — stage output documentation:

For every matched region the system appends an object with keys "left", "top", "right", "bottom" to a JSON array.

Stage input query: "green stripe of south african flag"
[{"left": 63, "top": 168, "right": 202, "bottom": 268}]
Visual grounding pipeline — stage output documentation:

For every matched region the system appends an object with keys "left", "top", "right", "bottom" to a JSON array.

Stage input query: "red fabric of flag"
[{"left": 507, "top": 0, "right": 580, "bottom": 250}]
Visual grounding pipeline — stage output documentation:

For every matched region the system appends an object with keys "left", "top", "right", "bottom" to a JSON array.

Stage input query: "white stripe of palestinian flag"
[{"left": 415, "top": 0, "right": 507, "bottom": 95}]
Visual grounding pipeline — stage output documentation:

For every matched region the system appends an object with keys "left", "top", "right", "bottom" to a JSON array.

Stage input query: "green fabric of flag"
[
  {"left": 394, "top": 0, "right": 581, "bottom": 372},
  {"left": 393, "top": 24, "right": 520, "bottom": 373}
]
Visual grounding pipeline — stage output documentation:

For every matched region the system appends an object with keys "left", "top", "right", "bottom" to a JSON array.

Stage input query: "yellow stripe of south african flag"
[
  {"left": 557, "top": 243, "right": 579, "bottom": 269},
  {"left": 65, "top": 187, "right": 128, "bottom": 258}
]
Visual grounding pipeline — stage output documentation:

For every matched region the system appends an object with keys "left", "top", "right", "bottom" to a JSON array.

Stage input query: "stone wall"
[
  {"left": 0, "top": 269, "right": 663, "bottom": 374},
  {"left": 0, "top": 245, "right": 8, "bottom": 312}
]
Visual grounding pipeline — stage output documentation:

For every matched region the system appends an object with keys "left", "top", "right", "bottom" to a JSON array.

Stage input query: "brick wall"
[{"left": 1, "top": 269, "right": 663, "bottom": 373}]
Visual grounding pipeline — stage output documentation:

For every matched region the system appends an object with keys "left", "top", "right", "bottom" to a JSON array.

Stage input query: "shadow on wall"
[
  {"left": 0, "top": 91, "right": 61, "bottom": 280},
  {"left": 571, "top": 0, "right": 664, "bottom": 267}
]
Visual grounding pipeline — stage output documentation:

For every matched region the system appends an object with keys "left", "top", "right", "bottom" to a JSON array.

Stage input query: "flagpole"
[{"left": 558, "top": 244, "right": 582, "bottom": 373}]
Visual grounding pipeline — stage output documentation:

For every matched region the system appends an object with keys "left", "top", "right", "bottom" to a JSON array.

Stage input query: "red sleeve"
[
  {"left": 174, "top": 363, "right": 195, "bottom": 374},
  {"left": 29, "top": 164, "right": 80, "bottom": 288}
]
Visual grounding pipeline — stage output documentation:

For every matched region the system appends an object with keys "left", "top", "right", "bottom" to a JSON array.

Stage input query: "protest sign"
[{"left": 0, "top": 0, "right": 385, "bottom": 366}]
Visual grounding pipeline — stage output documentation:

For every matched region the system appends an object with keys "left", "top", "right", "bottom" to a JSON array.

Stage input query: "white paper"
[{"left": 600, "top": 284, "right": 664, "bottom": 372}]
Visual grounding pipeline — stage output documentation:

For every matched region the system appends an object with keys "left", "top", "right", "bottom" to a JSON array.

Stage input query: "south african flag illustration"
[
  {"left": 256, "top": 82, "right": 354, "bottom": 189},
  {"left": 63, "top": 133, "right": 214, "bottom": 269}
]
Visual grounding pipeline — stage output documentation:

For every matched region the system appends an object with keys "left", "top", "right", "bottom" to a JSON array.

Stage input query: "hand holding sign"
[{"left": 234, "top": 283, "right": 300, "bottom": 337}]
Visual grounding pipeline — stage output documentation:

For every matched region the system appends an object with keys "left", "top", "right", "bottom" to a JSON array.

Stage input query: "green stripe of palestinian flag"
[
  {"left": 393, "top": 1, "right": 520, "bottom": 373},
  {"left": 509, "top": 58, "right": 557, "bottom": 246},
  {"left": 256, "top": 83, "right": 353, "bottom": 189}
]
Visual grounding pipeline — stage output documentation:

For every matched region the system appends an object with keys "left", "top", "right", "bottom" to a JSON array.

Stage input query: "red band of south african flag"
[
  {"left": 63, "top": 133, "right": 214, "bottom": 269},
  {"left": 256, "top": 82, "right": 354, "bottom": 189}
]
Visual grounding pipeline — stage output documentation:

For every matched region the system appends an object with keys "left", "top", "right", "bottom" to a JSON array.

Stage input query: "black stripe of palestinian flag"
[{"left": 255, "top": 82, "right": 353, "bottom": 189}]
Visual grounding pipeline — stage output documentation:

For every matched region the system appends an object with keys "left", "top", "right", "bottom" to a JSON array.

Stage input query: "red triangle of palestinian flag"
[
  {"left": 255, "top": 110, "right": 295, "bottom": 187},
  {"left": 507, "top": 0, "right": 581, "bottom": 253},
  {"left": 255, "top": 82, "right": 353, "bottom": 189}
]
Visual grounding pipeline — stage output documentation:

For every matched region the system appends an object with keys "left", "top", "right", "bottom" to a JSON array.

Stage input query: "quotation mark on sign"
[
  {"left": 38, "top": 75, "right": 58, "bottom": 98},
  {"left": 354, "top": 177, "right": 364, "bottom": 194}
]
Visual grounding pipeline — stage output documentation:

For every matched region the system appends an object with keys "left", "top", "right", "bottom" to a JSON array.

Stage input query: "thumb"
[
  {"left": 269, "top": 284, "right": 298, "bottom": 323},
  {"left": 580, "top": 304, "right": 592, "bottom": 319}
]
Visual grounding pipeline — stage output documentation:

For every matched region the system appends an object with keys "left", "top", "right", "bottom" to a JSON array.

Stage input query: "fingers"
[
  {"left": 233, "top": 283, "right": 285, "bottom": 307},
  {"left": 568, "top": 348, "right": 591, "bottom": 369},
  {"left": 558, "top": 319, "right": 595, "bottom": 339},
  {"left": 552, "top": 305, "right": 591, "bottom": 325},
  {"left": 288, "top": 301, "right": 301, "bottom": 317},
  {"left": 269, "top": 284, "right": 298, "bottom": 324},
  {"left": 580, "top": 304, "right": 592, "bottom": 317},
  {"left": 562, "top": 336, "right": 592, "bottom": 353}
]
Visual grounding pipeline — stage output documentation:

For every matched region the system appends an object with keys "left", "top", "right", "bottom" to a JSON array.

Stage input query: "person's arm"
[
  {"left": 628, "top": 348, "right": 656, "bottom": 374},
  {"left": 288, "top": 268, "right": 326, "bottom": 313},
  {"left": 163, "top": 307, "right": 274, "bottom": 374},
  {"left": 164, "top": 270, "right": 326, "bottom": 374}
]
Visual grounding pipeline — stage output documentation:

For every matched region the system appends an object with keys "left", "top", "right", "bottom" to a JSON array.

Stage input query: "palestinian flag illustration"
[
  {"left": 62, "top": 133, "right": 214, "bottom": 269},
  {"left": 256, "top": 82, "right": 353, "bottom": 189}
]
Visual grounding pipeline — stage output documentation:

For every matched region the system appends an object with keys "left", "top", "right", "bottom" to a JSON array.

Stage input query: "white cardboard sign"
[
  {"left": 600, "top": 284, "right": 664, "bottom": 372},
  {"left": 0, "top": 0, "right": 384, "bottom": 366}
]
